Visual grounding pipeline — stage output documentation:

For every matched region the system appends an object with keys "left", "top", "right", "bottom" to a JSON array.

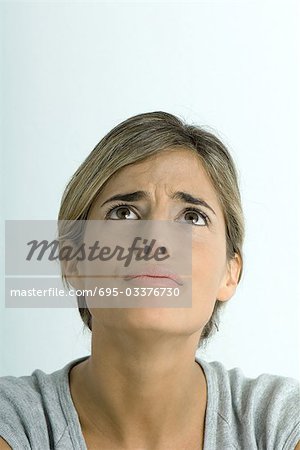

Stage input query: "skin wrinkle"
[
  {"left": 100, "top": 190, "right": 217, "bottom": 217},
  {"left": 67, "top": 148, "right": 242, "bottom": 450}
]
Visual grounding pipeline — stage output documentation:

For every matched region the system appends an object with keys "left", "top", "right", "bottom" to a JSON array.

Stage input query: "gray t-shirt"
[{"left": 0, "top": 354, "right": 299, "bottom": 449}]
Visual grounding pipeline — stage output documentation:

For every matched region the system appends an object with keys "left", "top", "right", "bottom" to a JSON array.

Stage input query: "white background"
[{"left": 1, "top": 0, "right": 299, "bottom": 379}]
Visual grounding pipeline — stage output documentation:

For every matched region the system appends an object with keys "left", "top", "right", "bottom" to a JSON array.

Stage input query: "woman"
[{"left": 0, "top": 111, "right": 299, "bottom": 449}]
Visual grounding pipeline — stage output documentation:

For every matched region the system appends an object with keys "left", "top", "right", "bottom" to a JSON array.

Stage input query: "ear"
[
  {"left": 216, "top": 253, "right": 242, "bottom": 302},
  {"left": 60, "top": 240, "right": 84, "bottom": 291}
]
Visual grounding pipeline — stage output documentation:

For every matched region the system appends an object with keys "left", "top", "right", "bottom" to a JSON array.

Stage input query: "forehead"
[{"left": 102, "top": 147, "right": 215, "bottom": 195}]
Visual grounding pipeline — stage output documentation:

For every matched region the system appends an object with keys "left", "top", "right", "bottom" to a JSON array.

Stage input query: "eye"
[
  {"left": 104, "top": 203, "right": 139, "bottom": 220},
  {"left": 178, "top": 208, "right": 209, "bottom": 226}
]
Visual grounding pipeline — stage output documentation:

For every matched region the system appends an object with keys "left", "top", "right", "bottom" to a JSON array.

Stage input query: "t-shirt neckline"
[{"left": 58, "top": 354, "right": 215, "bottom": 450}]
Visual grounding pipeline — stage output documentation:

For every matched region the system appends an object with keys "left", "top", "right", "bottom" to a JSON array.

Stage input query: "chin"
[{"left": 108, "top": 307, "right": 196, "bottom": 333}]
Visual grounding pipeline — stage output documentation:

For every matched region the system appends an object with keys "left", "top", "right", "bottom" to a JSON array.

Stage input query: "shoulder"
[
  {"left": 226, "top": 364, "right": 300, "bottom": 419},
  {"left": 0, "top": 365, "right": 68, "bottom": 449},
  {"left": 198, "top": 357, "right": 300, "bottom": 448},
  {"left": 0, "top": 372, "right": 42, "bottom": 448},
  {"left": 206, "top": 358, "right": 300, "bottom": 413},
  {"left": 0, "top": 371, "right": 46, "bottom": 419},
  {"left": 223, "top": 362, "right": 299, "bottom": 448}
]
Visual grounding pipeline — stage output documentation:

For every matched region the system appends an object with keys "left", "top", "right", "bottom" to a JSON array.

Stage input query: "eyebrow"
[{"left": 100, "top": 190, "right": 216, "bottom": 216}]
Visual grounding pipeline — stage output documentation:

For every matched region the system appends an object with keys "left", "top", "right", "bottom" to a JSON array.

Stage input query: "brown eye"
[
  {"left": 180, "top": 208, "right": 209, "bottom": 226},
  {"left": 105, "top": 205, "right": 139, "bottom": 220}
]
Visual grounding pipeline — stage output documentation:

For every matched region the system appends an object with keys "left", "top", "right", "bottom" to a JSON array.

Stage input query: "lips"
[{"left": 124, "top": 265, "right": 183, "bottom": 286}]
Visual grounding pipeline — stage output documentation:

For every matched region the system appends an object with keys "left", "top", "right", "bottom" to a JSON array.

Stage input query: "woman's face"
[{"left": 75, "top": 147, "right": 241, "bottom": 340}]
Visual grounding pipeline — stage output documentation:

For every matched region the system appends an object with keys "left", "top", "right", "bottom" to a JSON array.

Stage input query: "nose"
[{"left": 139, "top": 219, "right": 170, "bottom": 259}]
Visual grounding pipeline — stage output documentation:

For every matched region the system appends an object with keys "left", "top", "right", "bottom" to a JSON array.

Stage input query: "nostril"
[
  {"left": 144, "top": 245, "right": 167, "bottom": 255},
  {"left": 158, "top": 246, "right": 167, "bottom": 254}
]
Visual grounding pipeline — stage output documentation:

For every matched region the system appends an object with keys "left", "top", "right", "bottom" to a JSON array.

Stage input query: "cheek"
[{"left": 191, "top": 237, "right": 226, "bottom": 303}]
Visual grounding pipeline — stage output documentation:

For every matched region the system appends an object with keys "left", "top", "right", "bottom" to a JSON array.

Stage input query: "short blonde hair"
[{"left": 58, "top": 111, "right": 245, "bottom": 346}]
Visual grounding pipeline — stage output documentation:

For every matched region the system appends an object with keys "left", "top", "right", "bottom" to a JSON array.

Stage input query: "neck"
[{"left": 70, "top": 325, "right": 207, "bottom": 449}]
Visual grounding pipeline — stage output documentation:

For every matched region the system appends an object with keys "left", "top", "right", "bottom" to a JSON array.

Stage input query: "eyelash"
[{"left": 103, "top": 202, "right": 210, "bottom": 226}]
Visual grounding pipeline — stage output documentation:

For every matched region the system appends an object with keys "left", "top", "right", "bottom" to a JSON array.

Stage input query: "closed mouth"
[{"left": 124, "top": 271, "right": 183, "bottom": 286}]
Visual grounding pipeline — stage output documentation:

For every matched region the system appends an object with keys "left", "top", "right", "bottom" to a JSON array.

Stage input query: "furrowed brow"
[
  {"left": 101, "top": 191, "right": 149, "bottom": 207},
  {"left": 171, "top": 191, "right": 216, "bottom": 215},
  {"left": 100, "top": 190, "right": 216, "bottom": 216}
]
